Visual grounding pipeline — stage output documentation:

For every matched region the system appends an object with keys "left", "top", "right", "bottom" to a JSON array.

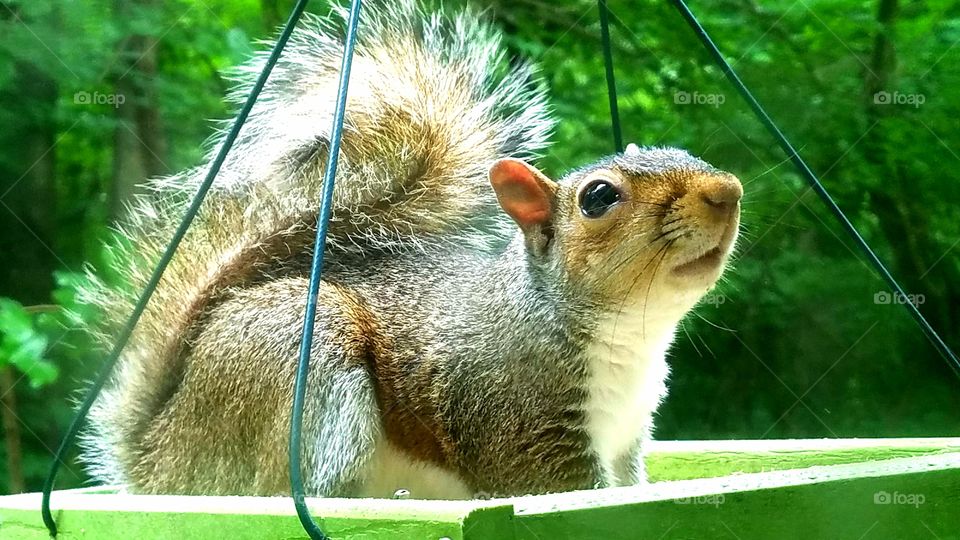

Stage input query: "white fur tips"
[{"left": 624, "top": 143, "right": 640, "bottom": 156}]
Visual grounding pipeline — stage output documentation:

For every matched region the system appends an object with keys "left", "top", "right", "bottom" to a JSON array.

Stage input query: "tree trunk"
[
  {"left": 261, "top": 0, "right": 282, "bottom": 31},
  {"left": 1, "top": 365, "right": 24, "bottom": 494},
  {"left": 862, "top": 0, "right": 958, "bottom": 353},
  {"left": 0, "top": 60, "right": 58, "bottom": 303},
  {"left": 110, "top": 0, "right": 168, "bottom": 219}
]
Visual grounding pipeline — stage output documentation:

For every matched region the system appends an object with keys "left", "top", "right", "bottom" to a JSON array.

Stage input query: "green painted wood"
[
  {"left": 461, "top": 504, "right": 517, "bottom": 540},
  {"left": 0, "top": 491, "right": 509, "bottom": 539},
  {"left": 511, "top": 452, "right": 960, "bottom": 540},
  {"left": 645, "top": 437, "right": 960, "bottom": 481},
  {"left": 3, "top": 439, "right": 959, "bottom": 539}
]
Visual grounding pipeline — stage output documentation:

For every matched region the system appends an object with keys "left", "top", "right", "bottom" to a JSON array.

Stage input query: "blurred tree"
[{"left": 110, "top": 0, "right": 168, "bottom": 217}]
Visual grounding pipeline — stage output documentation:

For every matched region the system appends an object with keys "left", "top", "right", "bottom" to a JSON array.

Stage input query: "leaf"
[{"left": 0, "top": 298, "right": 59, "bottom": 388}]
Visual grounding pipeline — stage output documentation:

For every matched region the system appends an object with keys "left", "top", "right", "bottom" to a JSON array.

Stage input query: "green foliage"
[
  {"left": 0, "top": 272, "right": 101, "bottom": 388},
  {"left": 0, "top": 300, "right": 57, "bottom": 388}
]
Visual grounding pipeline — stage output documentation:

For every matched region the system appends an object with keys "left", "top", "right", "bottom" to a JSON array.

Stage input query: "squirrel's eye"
[{"left": 579, "top": 180, "right": 622, "bottom": 218}]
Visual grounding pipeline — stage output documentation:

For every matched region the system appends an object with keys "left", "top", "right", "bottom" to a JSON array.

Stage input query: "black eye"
[{"left": 579, "top": 180, "right": 622, "bottom": 218}]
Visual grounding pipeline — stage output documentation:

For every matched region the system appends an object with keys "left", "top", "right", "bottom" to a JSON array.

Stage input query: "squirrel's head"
[{"left": 489, "top": 144, "right": 741, "bottom": 320}]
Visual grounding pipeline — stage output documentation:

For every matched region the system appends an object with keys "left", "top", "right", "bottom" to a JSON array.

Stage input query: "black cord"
[
  {"left": 598, "top": 0, "right": 623, "bottom": 153},
  {"left": 667, "top": 0, "right": 960, "bottom": 379},
  {"left": 40, "top": 1, "right": 312, "bottom": 536},
  {"left": 289, "top": 1, "right": 363, "bottom": 539}
]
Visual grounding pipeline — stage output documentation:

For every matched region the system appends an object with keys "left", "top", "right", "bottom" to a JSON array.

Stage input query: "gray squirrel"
[{"left": 79, "top": 0, "right": 742, "bottom": 498}]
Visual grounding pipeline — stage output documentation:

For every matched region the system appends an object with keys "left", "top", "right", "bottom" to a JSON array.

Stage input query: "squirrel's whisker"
[
  {"left": 680, "top": 319, "right": 704, "bottom": 358},
  {"left": 640, "top": 241, "right": 673, "bottom": 341},
  {"left": 691, "top": 311, "right": 737, "bottom": 333},
  {"left": 603, "top": 230, "right": 672, "bottom": 279},
  {"left": 631, "top": 200, "right": 671, "bottom": 209},
  {"left": 742, "top": 153, "right": 794, "bottom": 186},
  {"left": 607, "top": 240, "right": 673, "bottom": 359}
]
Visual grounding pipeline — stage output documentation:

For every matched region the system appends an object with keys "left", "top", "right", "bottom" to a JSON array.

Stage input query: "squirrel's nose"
[{"left": 699, "top": 175, "right": 742, "bottom": 215}]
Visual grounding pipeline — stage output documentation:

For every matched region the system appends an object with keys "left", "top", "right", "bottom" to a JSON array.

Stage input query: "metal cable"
[
  {"left": 288, "top": 1, "right": 363, "bottom": 538},
  {"left": 598, "top": 0, "right": 623, "bottom": 153},
  {"left": 40, "top": 0, "right": 313, "bottom": 536},
  {"left": 668, "top": 0, "right": 960, "bottom": 378}
]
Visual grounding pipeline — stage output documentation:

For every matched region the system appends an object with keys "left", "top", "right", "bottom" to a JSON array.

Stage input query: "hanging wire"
[
  {"left": 40, "top": 0, "right": 313, "bottom": 537},
  {"left": 667, "top": 0, "right": 960, "bottom": 379},
  {"left": 289, "top": 0, "right": 363, "bottom": 538},
  {"left": 597, "top": 0, "right": 623, "bottom": 153}
]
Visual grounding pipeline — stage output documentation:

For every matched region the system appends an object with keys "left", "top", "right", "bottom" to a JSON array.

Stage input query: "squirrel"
[{"left": 79, "top": 0, "right": 742, "bottom": 499}]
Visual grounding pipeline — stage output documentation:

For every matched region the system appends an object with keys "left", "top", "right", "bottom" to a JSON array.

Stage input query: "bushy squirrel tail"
[{"left": 78, "top": 0, "right": 554, "bottom": 484}]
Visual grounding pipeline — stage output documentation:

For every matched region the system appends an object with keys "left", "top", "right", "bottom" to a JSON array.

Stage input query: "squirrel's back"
[{"left": 79, "top": 0, "right": 554, "bottom": 485}]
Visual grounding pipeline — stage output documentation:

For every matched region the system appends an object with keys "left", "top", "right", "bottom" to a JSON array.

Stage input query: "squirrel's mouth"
[
  {"left": 669, "top": 218, "right": 738, "bottom": 278},
  {"left": 671, "top": 245, "right": 723, "bottom": 277}
]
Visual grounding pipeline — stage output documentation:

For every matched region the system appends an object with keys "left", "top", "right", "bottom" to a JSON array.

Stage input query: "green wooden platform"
[{"left": 2, "top": 438, "right": 958, "bottom": 539}]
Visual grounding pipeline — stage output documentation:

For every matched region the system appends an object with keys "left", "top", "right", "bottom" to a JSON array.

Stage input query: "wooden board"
[{"left": 1, "top": 438, "right": 958, "bottom": 539}]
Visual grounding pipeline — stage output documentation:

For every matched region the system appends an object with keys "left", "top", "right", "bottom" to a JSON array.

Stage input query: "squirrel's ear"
[{"left": 489, "top": 158, "right": 558, "bottom": 234}]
